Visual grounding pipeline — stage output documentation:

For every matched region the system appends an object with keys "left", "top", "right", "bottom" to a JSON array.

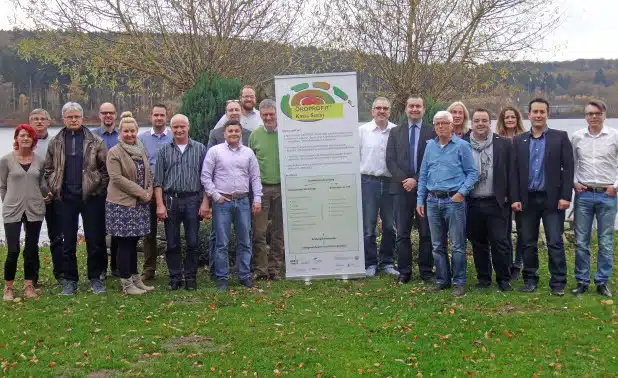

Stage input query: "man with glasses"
[
  {"left": 570, "top": 100, "right": 617, "bottom": 297},
  {"left": 359, "top": 97, "right": 398, "bottom": 277},
  {"left": 44, "top": 102, "right": 109, "bottom": 295},
  {"left": 29, "top": 109, "right": 63, "bottom": 286},
  {"left": 213, "top": 86, "right": 262, "bottom": 131},
  {"left": 416, "top": 111, "right": 478, "bottom": 297},
  {"left": 386, "top": 96, "right": 436, "bottom": 284},
  {"left": 92, "top": 102, "right": 120, "bottom": 279}
]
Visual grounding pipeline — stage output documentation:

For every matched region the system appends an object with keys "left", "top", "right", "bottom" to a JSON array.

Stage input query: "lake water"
[{"left": 0, "top": 119, "right": 617, "bottom": 243}]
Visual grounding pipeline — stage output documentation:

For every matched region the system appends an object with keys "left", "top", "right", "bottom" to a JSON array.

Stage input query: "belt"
[
  {"left": 166, "top": 191, "right": 199, "bottom": 198},
  {"left": 361, "top": 174, "right": 390, "bottom": 181},
  {"left": 585, "top": 186, "right": 608, "bottom": 193},
  {"left": 469, "top": 196, "right": 494, "bottom": 201},
  {"left": 430, "top": 190, "right": 458, "bottom": 199},
  {"left": 219, "top": 192, "right": 249, "bottom": 200}
]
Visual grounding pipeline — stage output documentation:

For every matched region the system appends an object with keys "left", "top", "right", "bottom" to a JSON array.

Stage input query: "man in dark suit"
[
  {"left": 385, "top": 96, "right": 436, "bottom": 284},
  {"left": 207, "top": 124, "right": 251, "bottom": 149},
  {"left": 463, "top": 109, "right": 513, "bottom": 292},
  {"left": 511, "top": 98, "right": 574, "bottom": 296}
]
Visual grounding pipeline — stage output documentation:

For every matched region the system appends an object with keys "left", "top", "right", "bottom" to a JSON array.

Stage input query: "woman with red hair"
[{"left": 0, "top": 124, "right": 49, "bottom": 301}]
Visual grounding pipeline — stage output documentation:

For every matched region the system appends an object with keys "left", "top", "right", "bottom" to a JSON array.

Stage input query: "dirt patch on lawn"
[
  {"left": 162, "top": 335, "right": 227, "bottom": 353},
  {"left": 86, "top": 369, "right": 121, "bottom": 378}
]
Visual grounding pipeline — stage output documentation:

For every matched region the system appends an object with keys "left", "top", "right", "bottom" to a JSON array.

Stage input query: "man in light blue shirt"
[
  {"left": 416, "top": 111, "right": 478, "bottom": 297},
  {"left": 138, "top": 104, "right": 173, "bottom": 280}
]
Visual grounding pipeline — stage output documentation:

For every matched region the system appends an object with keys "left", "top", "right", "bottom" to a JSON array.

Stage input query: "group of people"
[
  {"left": 2, "top": 85, "right": 285, "bottom": 299},
  {"left": 361, "top": 96, "right": 615, "bottom": 297},
  {"left": 2, "top": 88, "right": 615, "bottom": 300}
]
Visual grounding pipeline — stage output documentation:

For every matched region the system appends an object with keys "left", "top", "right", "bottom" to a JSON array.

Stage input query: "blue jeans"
[
  {"left": 426, "top": 194, "right": 467, "bottom": 286},
  {"left": 163, "top": 193, "right": 201, "bottom": 282},
  {"left": 574, "top": 191, "right": 617, "bottom": 285},
  {"left": 361, "top": 175, "right": 395, "bottom": 268},
  {"left": 212, "top": 197, "right": 252, "bottom": 281}
]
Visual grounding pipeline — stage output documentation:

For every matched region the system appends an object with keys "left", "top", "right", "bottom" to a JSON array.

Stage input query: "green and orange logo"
[{"left": 280, "top": 82, "right": 354, "bottom": 122}]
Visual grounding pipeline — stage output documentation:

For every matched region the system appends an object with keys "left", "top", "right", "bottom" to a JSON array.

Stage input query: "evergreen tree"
[
  {"left": 594, "top": 69, "right": 607, "bottom": 85},
  {"left": 179, "top": 73, "right": 242, "bottom": 145}
]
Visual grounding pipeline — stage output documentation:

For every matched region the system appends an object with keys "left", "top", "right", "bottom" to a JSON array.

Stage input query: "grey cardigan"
[{"left": 0, "top": 152, "right": 47, "bottom": 223}]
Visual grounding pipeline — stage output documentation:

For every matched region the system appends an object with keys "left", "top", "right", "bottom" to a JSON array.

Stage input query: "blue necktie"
[{"left": 409, "top": 124, "right": 417, "bottom": 174}]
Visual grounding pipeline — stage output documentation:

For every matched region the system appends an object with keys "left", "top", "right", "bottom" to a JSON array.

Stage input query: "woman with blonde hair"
[
  {"left": 1, "top": 124, "right": 48, "bottom": 300},
  {"left": 106, "top": 111, "right": 155, "bottom": 295},
  {"left": 496, "top": 106, "right": 525, "bottom": 138},
  {"left": 447, "top": 101, "right": 470, "bottom": 137}
]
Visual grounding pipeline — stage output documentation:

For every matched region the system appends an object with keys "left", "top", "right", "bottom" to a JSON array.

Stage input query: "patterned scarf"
[
  {"left": 118, "top": 138, "right": 147, "bottom": 161},
  {"left": 470, "top": 133, "right": 493, "bottom": 184}
]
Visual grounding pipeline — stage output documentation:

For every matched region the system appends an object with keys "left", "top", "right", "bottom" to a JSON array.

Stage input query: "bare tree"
[
  {"left": 323, "top": 0, "right": 563, "bottom": 113},
  {"left": 13, "top": 0, "right": 319, "bottom": 92}
]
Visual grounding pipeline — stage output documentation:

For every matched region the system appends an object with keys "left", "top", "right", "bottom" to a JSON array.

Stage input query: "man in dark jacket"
[
  {"left": 44, "top": 102, "right": 109, "bottom": 295},
  {"left": 464, "top": 109, "right": 513, "bottom": 292}
]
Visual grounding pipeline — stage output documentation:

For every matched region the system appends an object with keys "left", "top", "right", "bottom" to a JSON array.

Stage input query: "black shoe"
[
  {"left": 426, "top": 284, "right": 451, "bottom": 293},
  {"left": 551, "top": 288, "right": 565, "bottom": 296},
  {"left": 570, "top": 283, "right": 588, "bottom": 295},
  {"left": 597, "top": 284, "right": 613, "bottom": 297},
  {"left": 185, "top": 279, "right": 197, "bottom": 291},
  {"left": 510, "top": 267, "right": 521, "bottom": 281},
  {"left": 167, "top": 280, "right": 182, "bottom": 291},
  {"left": 452, "top": 285, "right": 466, "bottom": 297},
  {"left": 240, "top": 278, "right": 253, "bottom": 289},
  {"left": 498, "top": 282, "right": 513, "bottom": 292},
  {"left": 475, "top": 281, "right": 491, "bottom": 289},
  {"left": 397, "top": 274, "right": 411, "bottom": 284},
  {"left": 519, "top": 283, "right": 537, "bottom": 293},
  {"left": 216, "top": 279, "right": 229, "bottom": 292}
]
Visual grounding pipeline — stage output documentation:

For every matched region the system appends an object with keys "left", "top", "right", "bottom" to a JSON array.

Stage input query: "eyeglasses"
[
  {"left": 100, "top": 111, "right": 115, "bottom": 116},
  {"left": 586, "top": 112, "right": 603, "bottom": 117},
  {"left": 374, "top": 106, "right": 390, "bottom": 111}
]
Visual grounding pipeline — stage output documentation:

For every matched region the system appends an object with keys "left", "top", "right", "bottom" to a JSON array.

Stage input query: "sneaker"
[
  {"left": 475, "top": 281, "right": 491, "bottom": 289},
  {"left": 570, "top": 283, "right": 588, "bottom": 295},
  {"left": 452, "top": 285, "right": 466, "bottom": 297},
  {"left": 216, "top": 279, "right": 229, "bottom": 292},
  {"left": 185, "top": 279, "right": 197, "bottom": 291},
  {"left": 3, "top": 286, "right": 14, "bottom": 301},
  {"left": 519, "top": 283, "right": 537, "bottom": 293},
  {"left": 365, "top": 265, "right": 377, "bottom": 277},
  {"left": 240, "top": 278, "right": 253, "bottom": 289},
  {"left": 426, "top": 284, "right": 450, "bottom": 293},
  {"left": 99, "top": 271, "right": 107, "bottom": 281},
  {"left": 551, "top": 288, "right": 565, "bottom": 297},
  {"left": 382, "top": 265, "right": 400, "bottom": 276},
  {"left": 167, "top": 280, "right": 182, "bottom": 291},
  {"left": 596, "top": 284, "right": 612, "bottom": 297},
  {"left": 61, "top": 280, "right": 78, "bottom": 296},
  {"left": 90, "top": 279, "right": 105, "bottom": 294}
]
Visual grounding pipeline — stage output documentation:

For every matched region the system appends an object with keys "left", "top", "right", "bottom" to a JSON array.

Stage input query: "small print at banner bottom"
[{"left": 275, "top": 72, "right": 365, "bottom": 279}]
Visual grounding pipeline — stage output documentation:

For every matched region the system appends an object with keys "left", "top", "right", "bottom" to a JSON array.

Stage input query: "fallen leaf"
[
  {"left": 601, "top": 299, "right": 614, "bottom": 305},
  {"left": 48, "top": 361, "right": 56, "bottom": 368}
]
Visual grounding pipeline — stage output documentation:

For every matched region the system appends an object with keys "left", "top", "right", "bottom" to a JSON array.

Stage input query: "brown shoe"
[
  {"left": 3, "top": 281, "right": 14, "bottom": 301},
  {"left": 140, "top": 273, "right": 155, "bottom": 281},
  {"left": 23, "top": 280, "right": 38, "bottom": 299}
]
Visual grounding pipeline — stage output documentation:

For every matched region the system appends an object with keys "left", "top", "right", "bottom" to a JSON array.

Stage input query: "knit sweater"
[{"left": 248, "top": 126, "right": 281, "bottom": 185}]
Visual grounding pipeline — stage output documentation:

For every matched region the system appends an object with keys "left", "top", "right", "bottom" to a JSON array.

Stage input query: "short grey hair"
[
  {"left": 433, "top": 110, "right": 453, "bottom": 124},
  {"left": 372, "top": 97, "right": 391, "bottom": 108},
  {"left": 170, "top": 114, "right": 190, "bottom": 126},
  {"left": 259, "top": 98, "right": 276, "bottom": 110},
  {"left": 61, "top": 102, "right": 84, "bottom": 118},
  {"left": 29, "top": 108, "right": 51, "bottom": 120}
]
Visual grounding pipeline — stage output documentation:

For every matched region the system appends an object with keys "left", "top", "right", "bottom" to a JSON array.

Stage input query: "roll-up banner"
[{"left": 275, "top": 72, "right": 365, "bottom": 280}]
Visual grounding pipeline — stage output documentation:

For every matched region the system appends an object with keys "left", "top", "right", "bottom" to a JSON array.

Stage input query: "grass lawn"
[{"left": 0, "top": 240, "right": 616, "bottom": 377}]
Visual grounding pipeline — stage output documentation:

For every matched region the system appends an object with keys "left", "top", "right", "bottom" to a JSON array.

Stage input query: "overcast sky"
[{"left": 1, "top": 0, "right": 616, "bottom": 62}]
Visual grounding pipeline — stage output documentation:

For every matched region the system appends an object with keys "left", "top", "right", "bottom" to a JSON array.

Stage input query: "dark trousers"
[
  {"left": 116, "top": 236, "right": 139, "bottom": 279},
  {"left": 507, "top": 211, "right": 524, "bottom": 269},
  {"left": 361, "top": 175, "right": 395, "bottom": 268},
  {"left": 394, "top": 191, "right": 433, "bottom": 279},
  {"left": 517, "top": 192, "right": 567, "bottom": 289},
  {"left": 58, "top": 196, "right": 107, "bottom": 282},
  {"left": 163, "top": 193, "right": 201, "bottom": 282},
  {"left": 142, "top": 201, "right": 158, "bottom": 276},
  {"left": 467, "top": 198, "right": 512, "bottom": 284},
  {"left": 34, "top": 201, "right": 64, "bottom": 282},
  {"left": 3, "top": 215, "right": 42, "bottom": 281}
]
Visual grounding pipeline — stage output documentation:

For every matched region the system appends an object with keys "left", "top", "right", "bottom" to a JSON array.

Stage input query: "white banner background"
[{"left": 275, "top": 72, "right": 364, "bottom": 279}]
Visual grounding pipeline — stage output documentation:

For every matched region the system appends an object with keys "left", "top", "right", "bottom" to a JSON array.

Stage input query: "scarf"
[
  {"left": 470, "top": 133, "right": 493, "bottom": 184},
  {"left": 118, "top": 138, "right": 147, "bottom": 161}
]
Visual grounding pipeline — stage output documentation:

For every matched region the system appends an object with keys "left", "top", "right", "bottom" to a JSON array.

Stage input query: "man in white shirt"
[
  {"left": 571, "top": 100, "right": 618, "bottom": 297},
  {"left": 213, "top": 86, "right": 261, "bottom": 131},
  {"left": 359, "top": 97, "right": 398, "bottom": 277}
]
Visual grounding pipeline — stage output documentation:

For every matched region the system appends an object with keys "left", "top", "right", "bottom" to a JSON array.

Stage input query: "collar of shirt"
[
  {"left": 99, "top": 127, "right": 118, "bottom": 136},
  {"left": 225, "top": 141, "right": 243, "bottom": 151},
  {"left": 433, "top": 136, "right": 455, "bottom": 145},
  {"left": 372, "top": 120, "right": 394, "bottom": 133},
  {"left": 408, "top": 119, "right": 422, "bottom": 129},
  {"left": 530, "top": 127, "right": 548, "bottom": 140},
  {"left": 150, "top": 127, "right": 169, "bottom": 136},
  {"left": 172, "top": 138, "right": 193, "bottom": 147},
  {"left": 38, "top": 133, "right": 49, "bottom": 140},
  {"left": 584, "top": 125, "right": 608, "bottom": 137},
  {"left": 264, "top": 126, "right": 278, "bottom": 133}
]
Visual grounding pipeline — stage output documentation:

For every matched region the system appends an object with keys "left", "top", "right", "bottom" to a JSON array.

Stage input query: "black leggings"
[
  {"left": 4, "top": 215, "right": 42, "bottom": 281},
  {"left": 116, "top": 236, "right": 139, "bottom": 279}
]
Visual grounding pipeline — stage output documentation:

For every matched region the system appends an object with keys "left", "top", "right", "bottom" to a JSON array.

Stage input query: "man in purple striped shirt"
[{"left": 201, "top": 120, "right": 263, "bottom": 291}]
